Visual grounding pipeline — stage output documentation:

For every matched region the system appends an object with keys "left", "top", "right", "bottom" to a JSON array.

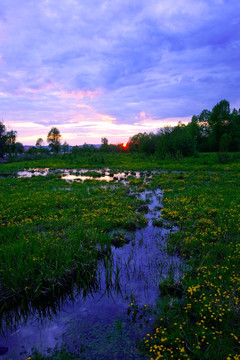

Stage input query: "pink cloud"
[
  {"left": 12, "top": 82, "right": 55, "bottom": 98},
  {"left": 35, "top": 83, "right": 54, "bottom": 92},
  {"left": 140, "top": 111, "right": 147, "bottom": 118},
  {"left": 76, "top": 104, "right": 92, "bottom": 109},
  {"left": 61, "top": 89, "right": 101, "bottom": 100}
]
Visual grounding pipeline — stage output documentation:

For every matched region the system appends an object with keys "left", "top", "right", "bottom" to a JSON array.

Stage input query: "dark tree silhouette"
[{"left": 47, "top": 127, "right": 61, "bottom": 153}]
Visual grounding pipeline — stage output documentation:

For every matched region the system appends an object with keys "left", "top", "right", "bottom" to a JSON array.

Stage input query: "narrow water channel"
[{"left": 0, "top": 172, "right": 183, "bottom": 359}]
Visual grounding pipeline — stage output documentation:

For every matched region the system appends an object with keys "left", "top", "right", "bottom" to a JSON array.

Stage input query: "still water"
[
  {"left": 16, "top": 168, "right": 142, "bottom": 183},
  {"left": 0, "top": 172, "right": 183, "bottom": 359}
]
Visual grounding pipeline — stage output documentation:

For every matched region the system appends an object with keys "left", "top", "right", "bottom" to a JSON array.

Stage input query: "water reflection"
[
  {"left": 17, "top": 168, "right": 143, "bottom": 183},
  {"left": 0, "top": 175, "right": 184, "bottom": 359},
  {"left": 17, "top": 168, "right": 49, "bottom": 178}
]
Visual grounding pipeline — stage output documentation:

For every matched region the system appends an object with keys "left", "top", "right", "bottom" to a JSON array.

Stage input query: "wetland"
[{"left": 0, "top": 153, "right": 239, "bottom": 360}]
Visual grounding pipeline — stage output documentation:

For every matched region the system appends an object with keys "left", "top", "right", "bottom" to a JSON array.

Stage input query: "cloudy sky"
[{"left": 0, "top": 0, "right": 240, "bottom": 145}]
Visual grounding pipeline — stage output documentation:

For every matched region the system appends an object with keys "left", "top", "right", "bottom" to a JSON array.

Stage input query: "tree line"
[
  {"left": 1, "top": 99, "right": 239, "bottom": 160},
  {"left": 125, "top": 99, "right": 240, "bottom": 158},
  {"left": 0, "top": 123, "right": 24, "bottom": 158},
  {"left": 0, "top": 125, "right": 69, "bottom": 158}
]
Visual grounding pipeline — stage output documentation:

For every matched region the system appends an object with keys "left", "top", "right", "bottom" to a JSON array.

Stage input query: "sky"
[{"left": 0, "top": 0, "right": 240, "bottom": 145}]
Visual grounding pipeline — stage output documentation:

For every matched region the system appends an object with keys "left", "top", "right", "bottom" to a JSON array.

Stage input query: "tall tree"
[
  {"left": 36, "top": 138, "right": 44, "bottom": 148},
  {"left": 0, "top": 122, "right": 6, "bottom": 157},
  {"left": 228, "top": 108, "right": 240, "bottom": 151},
  {"left": 191, "top": 110, "right": 211, "bottom": 151},
  {"left": 15, "top": 142, "right": 24, "bottom": 154},
  {"left": 100, "top": 137, "right": 109, "bottom": 152},
  {"left": 47, "top": 127, "right": 61, "bottom": 153},
  {"left": 62, "top": 141, "right": 69, "bottom": 154},
  {"left": 5, "top": 130, "right": 17, "bottom": 157},
  {"left": 209, "top": 100, "right": 231, "bottom": 151}
]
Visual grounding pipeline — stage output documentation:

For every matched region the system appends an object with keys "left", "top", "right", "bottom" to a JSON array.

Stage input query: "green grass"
[
  {"left": 0, "top": 175, "right": 146, "bottom": 312},
  {"left": 25, "top": 349, "right": 74, "bottom": 360},
  {"left": 0, "top": 153, "right": 240, "bottom": 359},
  {"left": 1, "top": 151, "right": 240, "bottom": 173},
  {"left": 141, "top": 167, "right": 240, "bottom": 359}
]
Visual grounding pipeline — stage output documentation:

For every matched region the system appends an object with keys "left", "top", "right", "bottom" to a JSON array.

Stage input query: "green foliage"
[
  {"left": 0, "top": 155, "right": 240, "bottom": 359},
  {"left": 30, "top": 348, "right": 74, "bottom": 359},
  {"left": 36, "top": 138, "right": 44, "bottom": 148},
  {"left": 143, "top": 166, "right": 240, "bottom": 359},
  {"left": 0, "top": 175, "right": 145, "bottom": 306},
  {"left": 99, "top": 137, "right": 122, "bottom": 153},
  {"left": 122, "top": 99, "right": 238, "bottom": 158},
  {"left": 61, "top": 141, "right": 70, "bottom": 154},
  {"left": 0, "top": 122, "right": 6, "bottom": 157},
  {"left": 154, "top": 123, "right": 196, "bottom": 158},
  {"left": 47, "top": 127, "right": 61, "bottom": 153},
  {"left": 159, "top": 274, "right": 183, "bottom": 297},
  {"left": 192, "top": 100, "right": 240, "bottom": 152},
  {"left": 3, "top": 130, "right": 17, "bottom": 157},
  {"left": 152, "top": 218, "right": 164, "bottom": 227},
  {"left": 220, "top": 133, "right": 232, "bottom": 152},
  {"left": 217, "top": 152, "right": 230, "bottom": 164}
]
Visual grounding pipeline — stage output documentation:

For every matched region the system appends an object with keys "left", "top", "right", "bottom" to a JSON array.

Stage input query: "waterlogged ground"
[
  {"left": 16, "top": 168, "right": 142, "bottom": 183},
  {"left": 143, "top": 169, "right": 240, "bottom": 360},
  {"left": 1, "top": 158, "right": 239, "bottom": 360},
  {"left": 0, "top": 169, "right": 183, "bottom": 359}
]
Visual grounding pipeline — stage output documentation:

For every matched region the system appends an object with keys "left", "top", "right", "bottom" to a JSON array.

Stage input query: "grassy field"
[
  {"left": 0, "top": 151, "right": 239, "bottom": 173},
  {"left": 142, "top": 166, "right": 240, "bottom": 359},
  {"left": 0, "top": 175, "right": 147, "bottom": 313},
  {"left": 0, "top": 152, "right": 239, "bottom": 359}
]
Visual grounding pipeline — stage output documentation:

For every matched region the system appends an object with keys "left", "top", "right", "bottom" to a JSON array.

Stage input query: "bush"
[{"left": 217, "top": 152, "right": 230, "bottom": 164}]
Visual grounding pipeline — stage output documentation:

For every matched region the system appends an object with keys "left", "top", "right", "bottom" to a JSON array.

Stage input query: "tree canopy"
[
  {"left": 0, "top": 122, "right": 20, "bottom": 158},
  {"left": 47, "top": 127, "right": 61, "bottom": 153}
]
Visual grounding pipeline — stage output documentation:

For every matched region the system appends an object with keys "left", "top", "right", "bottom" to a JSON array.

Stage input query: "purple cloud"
[{"left": 0, "top": 0, "right": 239, "bottom": 144}]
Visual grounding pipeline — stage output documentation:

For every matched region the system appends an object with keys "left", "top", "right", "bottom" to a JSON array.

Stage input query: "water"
[
  {"left": 0, "top": 172, "right": 183, "bottom": 359},
  {"left": 16, "top": 168, "right": 142, "bottom": 183}
]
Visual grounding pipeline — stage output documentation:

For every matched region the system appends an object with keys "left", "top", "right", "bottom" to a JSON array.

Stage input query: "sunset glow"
[{"left": 0, "top": 1, "right": 239, "bottom": 145}]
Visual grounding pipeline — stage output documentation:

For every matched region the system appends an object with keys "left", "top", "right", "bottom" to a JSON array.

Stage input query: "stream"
[{"left": 0, "top": 171, "right": 184, "bottom": 359}]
